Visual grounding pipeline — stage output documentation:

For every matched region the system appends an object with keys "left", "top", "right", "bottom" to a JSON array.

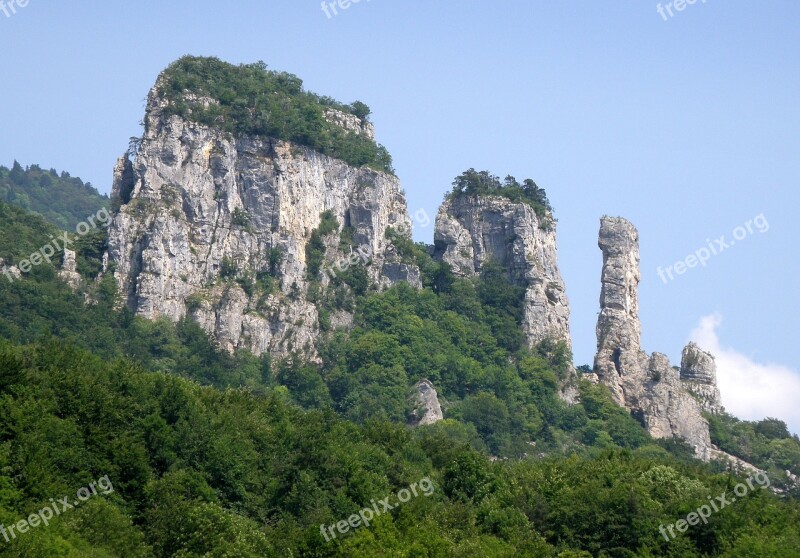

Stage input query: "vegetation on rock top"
[
  {"left": 448, "top": 168, "right": 555, "bottom": 228},
  {"left": 158, "top": 56, "right": 395, "bottom": 174}
]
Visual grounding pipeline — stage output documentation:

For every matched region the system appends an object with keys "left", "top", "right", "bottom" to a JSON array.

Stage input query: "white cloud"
[{"left": 690, "top": 314, "right": 800, "bottom": 436}]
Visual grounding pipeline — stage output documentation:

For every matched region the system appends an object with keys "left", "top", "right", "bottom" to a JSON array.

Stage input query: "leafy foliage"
[
  {"left": 0, "top": 161, "right": 109, "bottom": 230},
  {"left": 0, "top": 201, "right": 268, "bottom": 391},
  {"left": 0, "top": 200, "right": 60, "bottom": 266},
  {"left": 0, "top": 340, "right": 798, "bottom": 556},
  {"left": 159, "top": 56, "right": 394, "bottom": 173},
  {"left": 708, "top": 412, "right": 800, "bottom": 489},
  {"left": 1, "top": 189, "right": 800, "bottom": 556},
  {"left": 449, "top": 169, "right": 554, "bottom": 227},
  {"left": 306, "top": 210, "right": 340, "bottom": 279}
]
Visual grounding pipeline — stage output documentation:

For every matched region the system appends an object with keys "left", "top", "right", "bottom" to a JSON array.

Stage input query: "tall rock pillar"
[
  {"left": 593, "top": 217, "right": 714, "bottom": 460},
  {"left": 593, "top": 217, "right": 648, "bottom": 406}
]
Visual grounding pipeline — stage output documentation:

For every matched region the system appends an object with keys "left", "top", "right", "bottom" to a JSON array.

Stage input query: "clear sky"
[{"left": 1, "top": 1, "right": 798, "bottom": 432}]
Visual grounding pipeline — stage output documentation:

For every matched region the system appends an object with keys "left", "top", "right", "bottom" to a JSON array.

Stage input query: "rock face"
[
  {"left": 58, "top": 249, "right": 82, "bottom": 290},
  {"left": 105, "top": 78, "right": 416, "bottom": 359},
  {"left": 680, "top": 342, "right": 723, "bottom": 414},
  {"left": 411, "top": 379, "right": 444, "bottom": 426},
  {"left": 323, "top": 109, "right": 375, "bottom": 141},
  {"left": 594, "top": 217, "right": 716, "bottom": 460},
  {"left": 433, "top": 195, "right": 571, "bottom": 349},
  {"left": 639, "top": 353, "right": 713, "bottom": 459},
  {"left": 593, "top": 217, "right": 647, "bottom": 406}
]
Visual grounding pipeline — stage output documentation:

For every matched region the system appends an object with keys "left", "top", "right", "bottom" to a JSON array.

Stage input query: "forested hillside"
[
  {"left": 0, "top": 162, "right": 108, "bottom": 230},
  {"left": 1, "top": 339, "right": 799, "bottom": 557},
  {"left": 1, "top": 197, "right": 800, "bottom": 556}
]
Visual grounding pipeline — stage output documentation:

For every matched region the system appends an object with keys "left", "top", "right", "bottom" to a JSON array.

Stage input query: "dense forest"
[
  {"left": 0, "top": 162, "right": 109, "bottom": 230},
  {"left": 158, "top": 56, "right": 395, "bottom": 174},
  {"left": 1, "top": 337, "right": 799, "bottom": 557},
  {"left": 1, "top": 194, "right": 799, "bottom": 556}
]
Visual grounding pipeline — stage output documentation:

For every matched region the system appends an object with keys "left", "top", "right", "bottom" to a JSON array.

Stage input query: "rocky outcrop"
[
  {"left": 594, "top": 217, "right": 715, "bottom": 460},
  {"left": 323, "top": 109, "right": 375, "bottom": 141},
  {"left": 433, "top": 195, "right": 571, "bottom": 349},
  {"left": 58, "top": 249, "right": 82, "bottom": 290},
  {"left": 410, "top": 379, "right": 444, "bottom": 426},
  {"left": 0, "top": 258, "right": 21, "bottom": 283},
  {"left": 680, "top": 342, "right": 723, "bottom": 414},
  {"left": 709, "top": 446, "right": 764, "bottom": 476},
  {"left": 639, "top": 353, "right": 712, "bottom": 460},
  {"left": 105, "top": 78, "right": 415, "bottom": 359},
  {"left": 593, "top": 217, "right": 647, "bottom": 406}
]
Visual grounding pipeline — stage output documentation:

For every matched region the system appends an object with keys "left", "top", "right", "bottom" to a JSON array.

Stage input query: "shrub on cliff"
[
  {"left": 448, "top": 168, "right": 554, "bottom": 227},
  {"left": 158, "top": 56, "right": 394, "bottom": 174}
]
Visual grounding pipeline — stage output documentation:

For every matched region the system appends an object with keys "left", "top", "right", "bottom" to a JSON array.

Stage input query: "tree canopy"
[
  {"left": 0, "top": 162, "right": 109, "bottom": 230},
  {"left": 0, "top": 190, "right": 799, "bottom": 556},
  {"left": 449, "top": 169, "right": 554, "bottom": 226},
  {"left": 158, "top": 56, "right": 394, "bottom": 174}
]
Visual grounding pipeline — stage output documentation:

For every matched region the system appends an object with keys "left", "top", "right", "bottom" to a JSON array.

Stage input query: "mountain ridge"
[{"left": 0, "top": 54, "right": 798, "bottom": 557}]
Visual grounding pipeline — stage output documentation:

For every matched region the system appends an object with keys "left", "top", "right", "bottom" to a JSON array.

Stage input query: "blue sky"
[{"left": 1, "top": 1, "right": 798, "bottom": 431}]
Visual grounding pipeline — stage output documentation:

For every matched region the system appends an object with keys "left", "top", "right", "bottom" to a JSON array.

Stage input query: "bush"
[
  {"left": 305, "top": 211, "right": 339, "bottom": 279},
  {"left": 449, "top": 169, "right": 553, "bottom": 228},
  {"left": 220, "top": 256, "right": 238, "bottom": 279},
  {"left": 159, "top": 56, "right": 395, "bottom": 173}
]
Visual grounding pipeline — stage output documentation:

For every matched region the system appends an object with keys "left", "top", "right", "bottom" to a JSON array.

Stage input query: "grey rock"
[
  {"left": 105, "top": 79, "right": 417, "bottom": 359},
  {"left": 594, "top": 217, "right": 648, "bottom": 406},
  {"left": 594, "top": 217, "right": 715, "bottom": 460},
  {"left": 0, "top": 258, "right": 21, "bottom": 282},
  {"left": 640, "top": 353, "right": 712, "bottom": 461},
  {"left": 680, "top": 342, "right": 723, "bottom": 414},
  {"left": 111, "top": 155, "right": 136, "bottom": 208},
  {"left": 709, "top": 446, "right": 765, "bottom": 476},
  {"left": 381, "top": 262, "right": 422, "bottom": 289},
  {"left": 323, "top": 108, "right": 375, "bottom": 141},
  {"left": 433, "top": 195, "right": 571, "bottom": 349},
  {"left": 58, "top": 249, "right": 82, "bottom": 290},
  {"left": 411, "top": 379, "right": 444, "bottom": 426}
]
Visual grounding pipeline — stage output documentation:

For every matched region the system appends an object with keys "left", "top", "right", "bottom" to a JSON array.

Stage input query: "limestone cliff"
[
  {"left": 433, "top": 195, "right": 571, "bottom": 350},
  {"left": 105, "top": 77, "right": 416, "bottom": 358},
  {"left": 411, "top": 379, "right": 444, "bottom": 426},
  {"left": 680, "top": 342, "right": 723, "bottom": 414},
  {"left": 58, "top": 248, "right": 82, "bottom": 290},
  {"left": 593, "top": 217, "right": 716, "bottom": 460},
  {"left": 592, "top": 217, "right": 647, "bottom": 406}
]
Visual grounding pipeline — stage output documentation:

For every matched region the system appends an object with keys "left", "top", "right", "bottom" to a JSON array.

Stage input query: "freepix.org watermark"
[
  {"left": 657, "top": 213, "right": 769, "bottom": 284},
  {"left": 657, "top": 0, "right": 708, "bottom": 21},
  {"left": 320, "top": 477, "right": 434, "bottom": 542},
  {"left": 659, "top": 471, "right": 769, "bottom": 542},
  {"left": 0, "top": 0, "right": 30, "bottom": 19},
  {"left": 1, "top": 475, "right": 114, "bottom": 544},
  {"left": 1, "top": 207, "right": 111, "bottom": 284},
  {"left": 321, "top": 0, "right": 372, "bottom": 19},
  {"left": 321, "top": 208, "right": 431, "bottom": 283}
]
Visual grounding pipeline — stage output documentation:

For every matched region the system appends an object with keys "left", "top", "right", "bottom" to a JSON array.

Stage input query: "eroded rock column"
[
  {"left": 593, "top": 217, "right": 648, "bottom": 406},
  {"left": 593, "top": 217, "right": 713, "bottom": 460}
]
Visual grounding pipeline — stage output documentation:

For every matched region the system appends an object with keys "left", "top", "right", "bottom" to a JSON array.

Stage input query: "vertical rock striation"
[
  {"left": 106, "top": 78, "right": 416, "bottom": 359},
  {"left": 593, "top": 217, "right": 648, "bottom": 406},
  {"left": 680, "top": 342, "right": 723, "bottom": 414},
  {"left": 594, "top": 217, "right": 716, "bottom": 460},
  {"left": 433, "top": 195, "right": 571, "bottom": 349}
]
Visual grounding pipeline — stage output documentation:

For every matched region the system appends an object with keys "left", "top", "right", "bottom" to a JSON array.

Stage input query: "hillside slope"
[{"left": 0, "top": 161, "right": 108, "bottom": 230}]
